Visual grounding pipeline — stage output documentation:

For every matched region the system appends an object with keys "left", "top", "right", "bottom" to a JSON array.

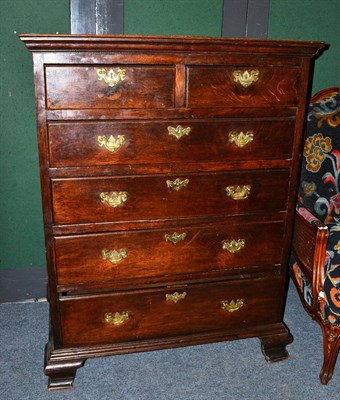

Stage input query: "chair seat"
[
  {"left": 291, "top": 223, "right": 340, "bottom": 326},
  {"left": 292, "top": 205, "right": 340, "bottom": 324}
]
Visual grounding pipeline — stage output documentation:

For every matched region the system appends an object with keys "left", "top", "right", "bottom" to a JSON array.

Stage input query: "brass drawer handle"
[
  {"left": 233, "top": 69, "right": 260, "bottom": 88},
  {"left": 166, "top": 178, "right": 189, "bottom": 191},
  {"left": 101, "top": 248, "right": 128, "bottom": 265},
  {"left": 165, "top": 232, "right": 187, "bottom": 245},
  {"left": 104, "top": 311, "right": 131, "bottom": 326},
  {"left": 228, "top": 131, "right": 254, "bottom": 148},
  {"left": 168, "top": 125, "right": 191, "bottom": 140},
  {"left": 222, "top": 239, "right": 245, "bottom": 254},
  {"left": 100, "top": 191, "right": 128, "bottom": 208},
  {"left": 98, "top": 134, "right": 126, "bottom": 153},
  {"left": 225, "top": 185, "right": 251, "bottom": 200},
  {"left": 97, "top": 68, "right": 126, "bottom": 87},
  {"left": 166, "top": 291, "right": 187, "bottom": 303},
  {"left": 221, "top": 299, "right": 244, "bottom": 313}
]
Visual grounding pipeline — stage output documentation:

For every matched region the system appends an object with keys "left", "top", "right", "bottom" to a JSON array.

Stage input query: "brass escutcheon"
[
  {"left": 165, "top": 232, "right": 187, "bottom": 245},
  {"left": 221, "top": 299, "right": 244, "bottom": 313},
  {"left": 166, "top": 178, "right": 189, "bottom": 191},
  {"left": 98, "top": 134, "right": 126, "bottom": 153},
  {"left": 222, "top": 239, "right": 245, "bottom": 254},
  {"left": 233, "top": 69, "right": 260, "bottom": 88},
  {"left": 101, "top": 248, "right": 128, "bottom": 265},
  {"left": 166, "top": 291, "right": 187, "bottom": 303},
  {"left": 104, "top": 311, "right": 130, "bottom": 326},
  {"left": 221, "top": 299, "right": 244, "bottom": 312},
  {"left": 228, "top": 131, "right": 254, "bottom": 148},
  {"left": 225, "top": 185, "right": 251, "bottom": 200},
  {"left": 100, "top": 191, "right": 128, "bottom": 208},
  {"left": 97, "top": 68, "right": 126, "bottom": 87},
  {"left": 167, "top": 125, "right": 191, "bottom": 140}
]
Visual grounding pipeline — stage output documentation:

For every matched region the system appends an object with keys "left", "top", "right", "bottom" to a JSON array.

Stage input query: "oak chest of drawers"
[{"left": 21, "top": 35, "right": 325, "bottom": 390}]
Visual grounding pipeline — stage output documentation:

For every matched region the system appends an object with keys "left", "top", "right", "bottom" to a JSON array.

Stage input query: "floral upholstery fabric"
[
  {"left": 291, "top": 89, "right": 340, "bottom": 327},
  {"left": 292, "top": 261, "right": 314, "bottom": 307},
  {"left": 300, "top": 91, "right": 340, "bottom": 223}
]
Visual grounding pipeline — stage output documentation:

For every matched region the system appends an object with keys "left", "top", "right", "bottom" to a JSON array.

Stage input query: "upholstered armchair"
[{"left": 291, "top": 87, "right": 340, "bottom": 384}]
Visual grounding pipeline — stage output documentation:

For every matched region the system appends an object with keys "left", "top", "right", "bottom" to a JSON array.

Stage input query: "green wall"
[
  {"left": 268, "top": 0, "right": 340, "bottom": 94},
  {"left": 124, "top": 0, "right": 223, "bottom": 36},
  {"left": 1, "top": 0, "right": 339, "bottom": 271},
  {"left": 0, "top": 0, "right": 70, "bottom": 269}
]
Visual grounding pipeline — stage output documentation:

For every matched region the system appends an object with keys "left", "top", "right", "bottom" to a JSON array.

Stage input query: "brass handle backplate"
[
  {"left": 168, "top": 125, "right": 191, "bottom": 140},
  {"left": 221, "top": 299, "right": 244, "bottom": 313},
  {"left": 98, "top": 135, "right": 126, "bottom": 153},
  {"left": 166, "top": 178, "right": 189, "bottom": 191},
  {"left": 165, "top": 232, "right": 187, "bottom": 245},
  {"left": 104, "top": 311, "right": 130, "bottom": 326},
  {"left": 101, "top": 248, "right": 128, "bottom": 265},
  {"left": 166, "top": 291, "right": 187, "bottom": 303},
  {"left": 97, "top": 68, "right": 126, "bottom": 87},
  {"left": 228, "top": 131, "right": 254, "bottom": 148},
  {"left": 100, "top": 191, "right": 128, "bottom": 208},
  {"left": 233, "top": 69, "right": 260, "bottom": 88},
  {"left": 222, "top": 239, "right": 245, "bottom": 254},
  {"left": 225, "top": 185, "right": 251, "bottom": 200}
]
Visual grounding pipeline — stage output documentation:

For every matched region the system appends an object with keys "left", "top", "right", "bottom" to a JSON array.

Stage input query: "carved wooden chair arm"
[{"left": 292, "top": 207, "right": 329, "bottom": 304}]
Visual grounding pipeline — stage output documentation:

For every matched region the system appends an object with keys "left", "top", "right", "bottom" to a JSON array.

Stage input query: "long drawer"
[
  {"left": 45, "top": 65, "right": 175, "bottom": 110},
  {"left": 187, "top": 66, "right": 300, "bottom": 107},
  {"left": 55, "top": 220, "right": 284, "bottom": 286},
  {"left": 60, "top": 278, "right": 281, "bottom": 346},
  {"left": 51, "top": 170, "right": 290, "bottom": 225},
  {"left": 48, "top": 118, "right": 295, "bottom": 167}
]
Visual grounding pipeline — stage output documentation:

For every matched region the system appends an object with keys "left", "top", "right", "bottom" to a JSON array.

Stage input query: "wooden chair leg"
[{"left": 320, "top": 324, "right": 340, "bottom": 384}]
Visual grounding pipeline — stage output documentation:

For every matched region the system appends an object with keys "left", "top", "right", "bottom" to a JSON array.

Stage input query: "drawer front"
[
  {"left": 45, "top": 65, "right": 175, "bottom": 110},
  {"left": 187, "top": 66, "right": 300, "bottom": 107},
  {"left": 55, "top": 220, "right": 284, "bottom": 286},
  {"left": 48, "top": 118, "right": 295, "bottom": 167},
  {"left": 52, "top": 170, "right": 290, "bottom": 224},
  {"left": 60, "top": 278, "right": 280, "bottom": 346}
]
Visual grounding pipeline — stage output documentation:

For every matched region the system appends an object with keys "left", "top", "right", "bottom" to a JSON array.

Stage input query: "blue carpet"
[{"left": 0, "top": 284, "right": 338, "bottom": 399}]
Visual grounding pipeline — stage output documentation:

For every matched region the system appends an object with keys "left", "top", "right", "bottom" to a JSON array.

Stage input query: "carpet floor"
[{"left": 0, "top": 283, "right": 338, "bottom": 399}]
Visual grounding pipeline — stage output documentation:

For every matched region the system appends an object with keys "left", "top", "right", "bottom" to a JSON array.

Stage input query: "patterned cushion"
[
  {"left": 291, "top": 228, "right": 340, "bottom": 326},
  {"left": 292, "top": 261, "right": 314, "bottom": 307},
  {"left": 299, "top": 90, "right": 340, "bottom": 224},
  {"left": 292, "top": 89, "right": 340, "bottom": 326}
]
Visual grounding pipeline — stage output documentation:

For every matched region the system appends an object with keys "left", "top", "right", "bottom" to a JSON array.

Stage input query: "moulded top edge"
[{"left": 18, "top": 34, "right": 326, "bottom": 57}]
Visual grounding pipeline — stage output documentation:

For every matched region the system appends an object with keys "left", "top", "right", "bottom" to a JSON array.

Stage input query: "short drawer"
[
  {"left": 60, "top": 278, "right": 281, "bottom": 346},
  {"left": 187, "top": 66, "right": 300, "bottom": 107},
  {"left": 48, "top": 118, "right": 295, "bottom": 167},
  {"left": 55, "top": 220, "right": 284, "bottom": 286},
  {"left": 45, "top": 65, "right": 175, "bottom": 110},
  {"left": 51, "top": 170, "right": 290, "bottom": 225}
]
